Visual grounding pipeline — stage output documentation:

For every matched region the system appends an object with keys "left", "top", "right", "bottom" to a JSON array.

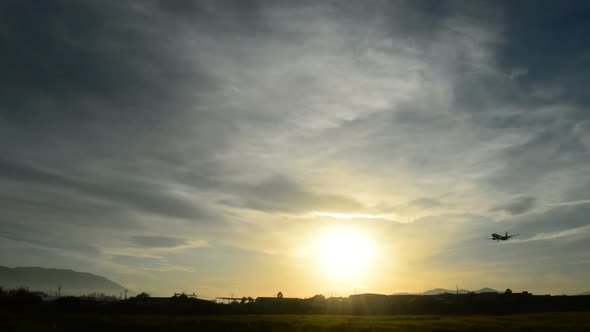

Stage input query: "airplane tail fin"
[{"left": 505, "top": 231, "right": 508, "bottom": 237}]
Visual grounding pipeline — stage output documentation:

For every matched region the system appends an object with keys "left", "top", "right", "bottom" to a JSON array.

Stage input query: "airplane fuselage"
[
  {"left": 491, "top": 233, "right": 508, "bottom": 241},
  {"left": 491, "top": 232, "right": 517, "bottom": 241}
]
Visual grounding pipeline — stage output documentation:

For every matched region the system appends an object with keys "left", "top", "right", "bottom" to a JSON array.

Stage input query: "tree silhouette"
[{"left": 136, "top": 292, "right": 150, "bottom": 299}]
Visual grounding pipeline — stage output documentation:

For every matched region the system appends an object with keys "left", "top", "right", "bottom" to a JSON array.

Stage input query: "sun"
[{"left": 315, "top": 227, "right": 375, "bottom": 280}]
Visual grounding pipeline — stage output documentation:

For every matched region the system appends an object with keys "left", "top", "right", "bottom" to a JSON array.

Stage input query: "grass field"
[{"left": 2, "top": 311, "right": 590, "bottom": 331}]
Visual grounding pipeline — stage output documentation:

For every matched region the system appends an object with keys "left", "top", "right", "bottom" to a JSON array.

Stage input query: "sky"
[{"left": 1, "top": 0, "right": 590, "bottom": 298}]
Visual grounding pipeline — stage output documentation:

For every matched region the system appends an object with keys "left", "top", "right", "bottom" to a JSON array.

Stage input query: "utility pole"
[{"left": 456, "top": 284, "right": 460, "bottom": 314}]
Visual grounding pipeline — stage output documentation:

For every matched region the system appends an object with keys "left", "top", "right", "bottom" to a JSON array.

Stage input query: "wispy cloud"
[
  {"left": 549, "top": 199, "right": 590, "bottom": 207},
  {"left": 510, "top": 225, "right": 590, "bottom": 243}
]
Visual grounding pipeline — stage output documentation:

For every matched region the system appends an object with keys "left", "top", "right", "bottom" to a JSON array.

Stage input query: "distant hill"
[
  {"left": 392, "top": 287, "right": 499, "bottom": 295},
  {"left": 422, "top": 288, "right": 469, "bottom": 295},
  {"left": 422, "top": 287, "right": 499, "bottom": 295},
  {"left": 578, "top": 291, "right": 590, "bottom": 296},
  {"left": 0, "top": 266, "right": 128, "bottom": 296},
  {"left": 475, "top": 288, "right": 500, "bottom": 294}
]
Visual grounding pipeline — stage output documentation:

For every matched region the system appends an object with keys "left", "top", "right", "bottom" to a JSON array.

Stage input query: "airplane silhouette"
[{"left": 489, "top": 232, "right": 519, "bottom": 241}]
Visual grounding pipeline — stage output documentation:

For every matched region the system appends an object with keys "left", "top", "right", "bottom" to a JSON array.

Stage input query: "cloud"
[
  {"left": 231, "top": 175, "right": 364, "bottom": 214},
  {"left": 409, "top": 197, "right": 442, "bottom": 209},
  {"left": 131, "top": 236, "right": 189, "bottom": 248},
  {"left": 490, "top": 196, "right": 536, "bottom": 215},
  {"left": 511, "top": 225, "right": 590, "bottom": 243},
  {"left": 550, "top": 199, "right": 590, "bottom": 207},
  {"left": 111, "top": 254, "right": 163, "bottom": 266},
  {"left": 497, "top": 1, "right": 590, "bottom": 106},
  {"left": 516, "top": 203, "right": 590, "bottom": 236},
  {"left": 0, "top": 221, "right": 101, "bottom": 256},
  {"left": 484, "top": 120, "right": 590, "bottom": 193},
  {"left": 0, "top": 159, "right": 212, "bottom": 221}
]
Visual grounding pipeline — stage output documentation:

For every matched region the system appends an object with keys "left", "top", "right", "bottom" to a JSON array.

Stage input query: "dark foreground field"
[{"left": 2, "top": 312, "right": 590, "bottom": 331}]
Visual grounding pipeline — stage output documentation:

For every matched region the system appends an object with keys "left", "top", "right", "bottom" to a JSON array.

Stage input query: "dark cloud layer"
[
  {"left": 131, "top": 236, "right": 188, "bottom": 248},
  {"left": 0, "top": 158, "right": 209, "bottom": 221},
  {"left": 0, "top": 221, "right": 100, "bottom": 256},
  {"left": 498, "top": 1, "right": 590, "bottom": 105},
  {"left": 490, "top": 196, "right": 536, "bottom": 216}
]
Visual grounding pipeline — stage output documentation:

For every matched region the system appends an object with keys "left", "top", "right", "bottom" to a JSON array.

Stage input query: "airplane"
[{"left": 489, "top": 232, "right": 519, "bottom": 241}]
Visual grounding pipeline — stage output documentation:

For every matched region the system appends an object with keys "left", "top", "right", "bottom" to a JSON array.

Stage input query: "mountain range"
[
  {"left": 392, "top": 287, "right": 500, "bottom": 295},
  {"left": 0, "top": 266, "right": 128, "bottom": 296}
]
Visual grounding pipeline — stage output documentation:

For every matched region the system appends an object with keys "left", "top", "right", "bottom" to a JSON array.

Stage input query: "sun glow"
[
  {"left": 315, "top": 227, "right": 376, "bottom": 281},
  {"left": 311, "top": 212, "right": 398, "bottom": 221}
]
